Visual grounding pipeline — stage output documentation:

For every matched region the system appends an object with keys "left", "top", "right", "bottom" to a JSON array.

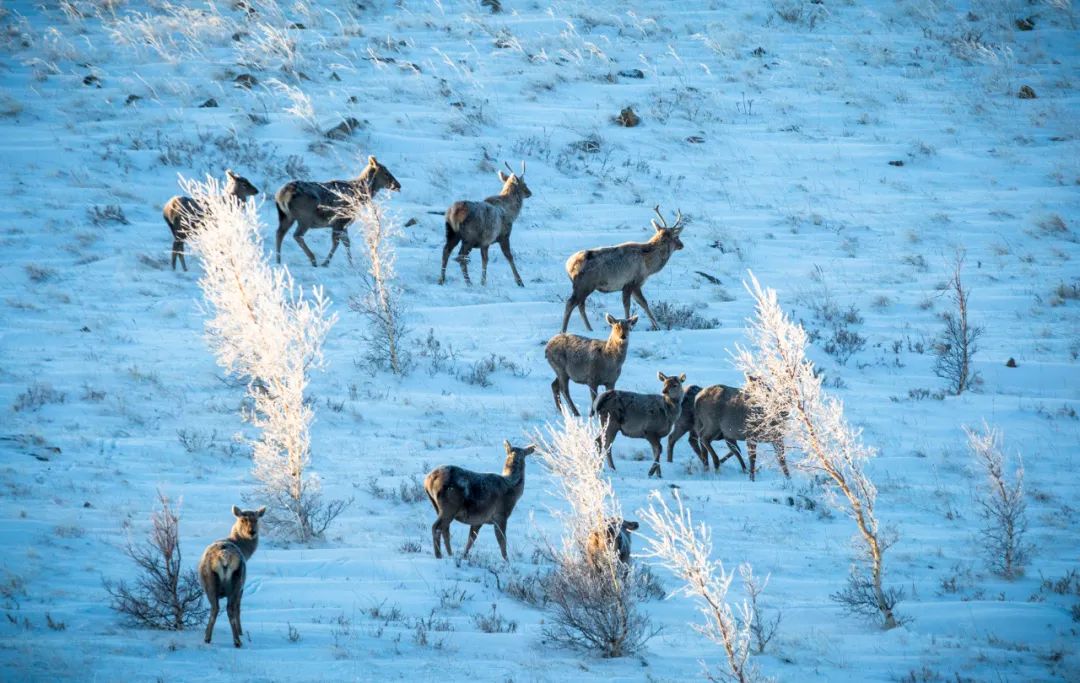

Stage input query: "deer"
[
  {"left": 560, "top": 205, "right": 685, "bottom": 333},
  {"left": 439, "top": 161, "right": 531, "bottom": 287},
  {"left": 545, "top": 313, "right": 638, "bottom": 417},
  {"left": 163, "top": 169, "right": 259, "bottom": 271},
  {"left": 692, "top": 383, "right": 789, "bottom": 481},
  {"left": 274, "top": 155, "right": 401, "bottom": 267},
  {"left": 424, "top": 441, "right": 534, "bottom": 561},
  {"left": 666, "top": 382, "right": 703, "bottom": 465},
  {"left": 585, "top": 518, "right": 639, "bottom": 570},
  {"left": 593, "top": 371, "right": 686, "bottom": 477},
  {"left": 198, "top": 505, "right": 265, "bottom": 648}
]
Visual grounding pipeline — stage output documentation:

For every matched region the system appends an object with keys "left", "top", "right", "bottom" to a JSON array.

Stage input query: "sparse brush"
[
  {"left": 966, "top": 423, "right": 1031, "bottom": 579},
  {"left": 735, "top": 273, "right": 901, "bottom": 629},
  {"left": 531, "top": 409, "right": 656, "bottom": 657},
  {"left": 104, "top": 492, "right": 207, "bottom": 631},
  {"left": 933, "top": 254, "right": 982, "bottom": 395},
  {"left": 639, "top": 491, "right": 764, "bottom": 682},
  {"left": 182, "top": 173, "right": 346, "bottom": 542}
]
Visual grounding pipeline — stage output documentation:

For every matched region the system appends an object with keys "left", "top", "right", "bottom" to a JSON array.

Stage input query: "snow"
[{"left": 0, "top": 0, "right": 1077, "bottom": 681}]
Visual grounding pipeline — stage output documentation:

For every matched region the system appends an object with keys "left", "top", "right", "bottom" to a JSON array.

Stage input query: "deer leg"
[
  {"left": 456, "top": 244, "right": 473, "bottom": 286},
  {"left": 172, "top": 238, "right": 187, "bottom": 272},
  {"left": 550, "top": 378, "right": 563, "bottom": 413},
  {"left": 292, "top": 225, "right": 319, "bottom": 267},
  {"left": 587, "top": 384, "right": 599, "bottom": 416},
  {"left": 431, "top": 518, "right": 443, "bottom": 558},
  {"left": 441, "top": 519, "right": 454, "bottom": 557},
  {"left": 689, "top": 433, "right": 709, "bottom": 469},
  {"left": 598, "top": 423, "right": 619, "bottom": 470},
  {"left": 236, "top": 589, "right": 244, "bottom": 636},
  {"left": 720, "top": 439, "right": 748, "bottom": 472},
  {"left": 227, "top": 596, "right": 242, "bottom": 648},
  {"left": 646, "top": 435, "right": 663, "bottom": 478},
  {"left": 704, "top": 440, "right": 723, "bottom": 470},
  {"left": 748, "top": 442, "right": 758, "bottom": 482},
  {"left": 775, "top": 441, "right": 790, "bottom": 478},
  {"left": 439, "top": 224, "right": 462, "bottom": 284},
  {"left": 323, "top": 227, "right": 342, "bottom": 267},
  {"left": 560, "top": 295, "right": 577, "bottom": 334},
  {"left": 340, "top": 228, "right": 353, "bottom": 266},
  {"left": 577, "top": 298, "right": 593, "bottom": 331},
  {"left": 463, "top": 524, "right": 482, "bottom": 558},
  {"left": 479, "top": 246, "right": 490, "bottom": 286},
  {"left": 631, "top": 287, "right": 661, "bottom": 330},
  {"left": 557, "top": 374, "right": 579, "bottom": 416},
  {"left": 275, "top": 212, "right": 295, "bottom": 265},
  {"left": 667, "top": 423, "right": 688, "bottom": 463},
  {"left": 493, "top": 519, "right": 510, "bottom": 561},
  {"left": 204, "top": 593, "right": 219, "bottom": 644},
  {"left": 498, "top": 236, "right": 524, "bottom": 287},
  {"left": 622, "top": 287, "right": 633, "bottom": 319}
]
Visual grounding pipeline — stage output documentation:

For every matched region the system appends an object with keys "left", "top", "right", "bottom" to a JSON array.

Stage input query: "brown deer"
[
  {"left": 545, "top": 313, "right": 638, "bottom": 417},
  {"left": 585, "top": 518, "right": 639, "bottom": 570},
  {"left": 560, "top": 205, "right": 685, "bottom": 333},
  {"left": 593, "top": 372, "right": 686, "bottom": 477},
  {"left": 274, "top": 155, "right": 401, "bottom": 267},
  {"left": 692, "top": 383, "right": 789, "bottom": 481},
  {"left": 424, "top": 441, "right": 534, "bottom": 561},
  {"left": 440, "top": 161, "right": 531, "bottom": 287},
  {"left": 163, "top": 169, "right": 259, "bottom": 271},
  {"left": 199, "top": 505, "right": 264, "bottom": 648}
]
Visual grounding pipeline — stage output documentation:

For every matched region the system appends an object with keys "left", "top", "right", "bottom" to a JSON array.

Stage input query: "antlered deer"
[
  {"left": 560, "top": 205, "right": 685, "bottom": 333},
  {"left": 274, "top": 155, "right": 401, "bottom": 267}
]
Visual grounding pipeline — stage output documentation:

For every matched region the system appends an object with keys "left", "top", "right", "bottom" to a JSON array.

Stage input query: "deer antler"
[
  {"left": 651, "top": 205, "right": 684, "bottom": 231},
  {"left": 520, "top": 160, "right": 526, "bottom": 177},
  {"left": 504, "top": 161, "right": 515, "bottom": 176}
]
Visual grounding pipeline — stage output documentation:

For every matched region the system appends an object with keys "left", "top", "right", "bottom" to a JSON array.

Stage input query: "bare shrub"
[
  {"left": 344, "top": 197, "right": 411, "bottom": 375},
  {"left": 966, "top": 423, "right": 1031, "bottom": 579},
  {"left": 735, "top": 274, "right": 901, "bottom": 629},
  {"left": 933, "top": 254, "right": 983, "bottom": 395},
  {"left": 12, "top": 383, "right": 66, "bottom": 412},
  {"left": 87, "top": 204, "right": 129, "bottom": 226},
  {"left": 532, "top": 409, "right": 656, "bottom": 657},
  {"left": 104, "top": 492, "right": 207, "bottom": 630},
  {"left": 639, "top": 491, "right": 762, "bottom": 683},
  {"left": 182, "top": 174, "right": 346, "bottom": 542},
  {"left": 740, "top": 565, "right": 780, "bottom": 655},
  {"left": 797, "top": 272, "right": 866, "bottom": 366},
  {"left": 651, "top": 301, "right": 720, "bottom": 330}
]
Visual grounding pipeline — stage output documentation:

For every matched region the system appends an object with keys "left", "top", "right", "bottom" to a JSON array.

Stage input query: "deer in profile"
[
  {"left": 163, "top": 169, "right": 259, "bottom": 271},
  {"left": 440, "top": 161, "right": 531, "bottom": 287},
  {"left": 585, "top": 518, "right": 639, "bottom": 571},
  {"left": 424, "top": 441, "right": 534, "bottom": 561},
  {"left": 593, "top": 371, "right": 686, "bottom": 477},
  {"left": 274, "top": 155, "right": 401, "bottom": 267},
  {"left": 692, "top": 383, "right": 789, "bottom": 481},
  {"left": 560, "top": 205, "right": 685, "bottom": 333},
  {"left": 545, "top": 313, "right": 637, "bottom": 417},
  {"left": 199, "top": 505, "right": 265, "bottom": 648}
]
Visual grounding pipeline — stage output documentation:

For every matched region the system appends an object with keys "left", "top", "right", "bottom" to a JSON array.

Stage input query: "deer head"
[
  {"left": 497, "top": 160, "right": 532, "bottom": 198},
  {"left": 366, "top": 155, "right": 402, "bottom": 193},
  {"left": 651, "top": 205, "right": 685, "bottom": 250}
]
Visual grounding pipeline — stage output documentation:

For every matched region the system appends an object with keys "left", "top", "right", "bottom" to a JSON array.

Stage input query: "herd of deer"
[{"left": 173, "top": 159, "right": 787, "bottom": 646}]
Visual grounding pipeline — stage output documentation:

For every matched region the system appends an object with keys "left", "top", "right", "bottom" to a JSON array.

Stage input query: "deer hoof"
[{"left": 648, "top": 463, "right": 661, "bottom": 478}]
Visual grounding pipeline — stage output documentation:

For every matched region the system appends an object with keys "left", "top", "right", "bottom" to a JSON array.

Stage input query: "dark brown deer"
[
  {"left": 560, "top": 205, "right": 685, "bottom": 333},
  {"left": 198, "top": 505, "right": 264, "bottom": 648},
  {"left": 440, "top": 161, "right": 531, "bottom": 287},
  {"left": 692, "top": 383, "right": 789, "bottom": 481},
  {"left": 545, "top": 313, "right": 637, "bottom": 417},
  {"left": 163, "top": 169, "right": 259, "bottom": 271},
  {"left": 424, "top": 441, "right": 534, "bottom": 560},
  {"left": 274, "top": 155, "right": 401, "bottom": 267},
  {"left": 593, "top": 372, "right": 686, "bottom": 477}
]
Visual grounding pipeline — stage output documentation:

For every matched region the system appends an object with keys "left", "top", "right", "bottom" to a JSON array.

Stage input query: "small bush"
[
  {"left": 471, "top": 603, "right": 517, "bottom": 633},
  {"left": 651, "top": 301, "right": 720, "bottom": 330},
  {"left": 13, "top": 383, "right": 66, "bottom": 412},
  {"left": 104, "top": 493, "right": 207, "bottom": 631},
  {"left": 87, "top": 204, "right": 129, "bottom": 226},
  {"left": 24, "top": 264, "right": 56, "bottom": 283}
]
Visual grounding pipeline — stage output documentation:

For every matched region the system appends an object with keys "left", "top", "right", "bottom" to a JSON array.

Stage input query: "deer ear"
[
  {"left": 498, "top": 170, "right": 509, "bottom": 182},
  {"left": 225, "top": 168, "right": 236, "bottom": 179},
  {"left": 651, "top": 219, "right": 663, "bottom": 232},
  {"left": 679, "top": 373, "right": 687, "bottom": 382},
  {"left": 232, "top": 505, "right": 242, "bottom": 517},
  {"left": 256, "top": 506, "right": 266, "bottom": 517},
  {"left": 503, "top": 439, "right": 512, "bottom": 453},
  {"left": 657, "top": 371, "right": 667, "bottom": 381},
  {"left": 368, "top": 156, "right": 378, "bottom": 166},
  {"left": 628, "top": 315, "right": 639, "bottom": 327},
  {"left": 524, "top": 444, "right": 536, "bottom": 455},
  {"left": 624, "top": 521, "right": 639, "bottom": 531},
  {"left": 605, "top": 313, "right": 616, "bottom": 325}
]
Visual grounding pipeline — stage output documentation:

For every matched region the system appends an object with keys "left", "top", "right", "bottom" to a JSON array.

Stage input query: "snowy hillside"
[{"left": 0, "top": 0, "right": 1077, "bottom": 680}]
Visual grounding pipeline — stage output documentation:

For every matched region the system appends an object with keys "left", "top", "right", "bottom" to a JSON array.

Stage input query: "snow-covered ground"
[{"left": 0, "top": 0, "right": 1077, "bottom": 680}]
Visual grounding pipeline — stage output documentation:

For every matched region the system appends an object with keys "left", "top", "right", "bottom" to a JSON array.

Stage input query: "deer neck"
[
  {"left": 663, "top": 392, "right": 683, "bottom": 422},
  {"left": 604, "top": 329, "right": 630, "bottom": 360},
  {"left": 491, "top": 188, "right": 525, "bottom": 222},
  {"left": 642, "top": 235, "right": 675, "bottom": 275},
  {"left": 502, "top": 454, "right": 526, "bottom": 490},
  {"left": 227, "top": 527, "right": 259, "bottom": 560}
]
